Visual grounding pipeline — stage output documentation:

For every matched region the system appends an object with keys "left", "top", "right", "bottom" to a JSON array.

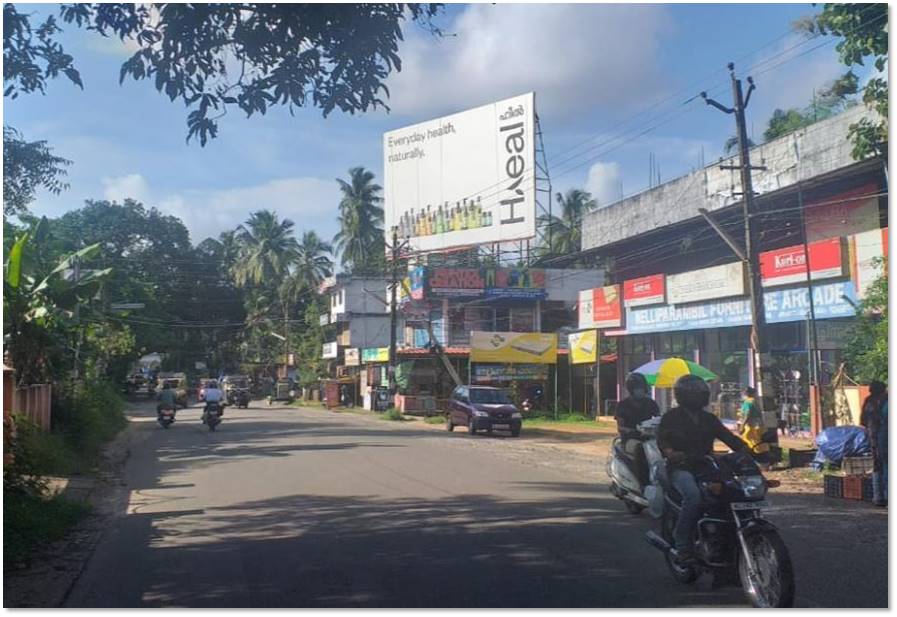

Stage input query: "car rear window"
[{"left": 470, "top": 389, "right": 512, "bottom": 404}]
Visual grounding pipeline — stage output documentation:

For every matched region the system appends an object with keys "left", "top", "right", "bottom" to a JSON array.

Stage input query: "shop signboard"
[
  {"left": 470, "top": 331, "right": 557, "bottom": 364},
  {"left": 624, "top": 280, "right": 859, "bottom": 334},
  {"left": 852, "top": 227, "right": 887, "bottom": 299},
  {"left": 568, "top": 330, "right": 598, "bottom": 365},
  {"left": 578, "top": 285, "right": 622, "bottom": 329},
  {"left": 759, "top": 237, "right": 845, "bottom": 287},
  {"left": 763, "top": 281, "right": 858, "bottom": 323},
  {"left": 384, "top": 93, "right": 537, "bottom": 254},
  {"left": 409, "top": 266, "right": 426, "bottom": 300},
  {"left": 483, "top": 268, "right": 547, "bottom": 299},
  {"left": 344, "top": 348, "right": 360, "bottom": 367},
  {"left": 322, "top": 342, "right": 338, "bottom": 359},
  {"left": 623, "top": 274, "right": 665, "bottom": 307},
  {"left": 362, "top": 347, "right": 389, "bottom": 363},
  {"left": 429, "top": 268, "right": 485, "bottom": 297},
  {"left": 319, "top": 313, "right": 330, "bottom": 326},
  {"left": 667, "top": 262, "right": 745, "bottom": 305},
  {"left": 473, "top": 364, "right": 550, "bottom": 383}
]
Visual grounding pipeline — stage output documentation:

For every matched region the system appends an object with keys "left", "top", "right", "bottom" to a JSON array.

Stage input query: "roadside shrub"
[
  {"left": 4, "top": 487, "right": 89, "bottom": 564},
  {"left": 8, "top": 415, "right": 79, "bottom": 476},
  {"left": 382, "top": 408, "right": 406, "bottom": 422},
  {"left": 52, "top": 381, "right": 127, "bottom": 462},
  {"left": 424, "top": 415, "right": 445, "bottom": 425}
]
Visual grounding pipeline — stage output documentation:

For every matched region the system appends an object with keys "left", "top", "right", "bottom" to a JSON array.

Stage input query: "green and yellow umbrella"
[{"left": 632, "top": 357, "right": 717, "bottom": 388}]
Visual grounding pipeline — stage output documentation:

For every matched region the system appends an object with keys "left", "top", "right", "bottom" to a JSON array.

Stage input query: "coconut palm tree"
[
  {"left": 333, "top": 167, "right": 384, "bottom": 273},
  {"left": 232, "top": 210, "right": 300, "bottom": 288},
  {"left": 293, "top": 230, "right": 333, "bottom": 291},
  {"left": 538, "top": 188, "right": 596, "bottom": 258}
]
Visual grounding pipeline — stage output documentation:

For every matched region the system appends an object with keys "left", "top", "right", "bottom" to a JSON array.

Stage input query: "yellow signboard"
[
  {"left": 568, "top": 330, "right": 598, "bottom": 365},
  {"left": 470, "top": 331, "right": 557, "bottom": 364},
  {"left": 362, "top": 348, "right": 389, "bottom": 363}
]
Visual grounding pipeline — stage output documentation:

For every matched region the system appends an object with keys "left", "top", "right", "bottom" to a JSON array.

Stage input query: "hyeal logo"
[
  {"left": 499, "top": 105, "right": 525, "bottom": 121},
  {"left": 489, "top": 334, "right": 507, "bottom": 349}
]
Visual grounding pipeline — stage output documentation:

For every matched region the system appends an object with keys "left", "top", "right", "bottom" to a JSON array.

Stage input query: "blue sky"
[{"left": 6, "top": 3, "right": 862, "bottom": 246}]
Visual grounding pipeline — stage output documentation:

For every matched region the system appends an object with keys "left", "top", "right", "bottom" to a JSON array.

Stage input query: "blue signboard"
[
  {"left": 625, "top": 281, "right": 858, "bottom": 334},
  {"left": 763, "top": 281, "right": 857, "bottom": 323}
]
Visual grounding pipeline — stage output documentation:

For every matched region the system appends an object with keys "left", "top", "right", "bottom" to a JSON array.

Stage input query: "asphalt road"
[{"left": 64, "top": 402, "right": 887, "bottom": 608}]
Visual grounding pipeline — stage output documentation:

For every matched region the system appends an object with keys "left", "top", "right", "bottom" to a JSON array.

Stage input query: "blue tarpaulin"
[{"left": 811, "top": 425, "right": 871, "bottom": 470}]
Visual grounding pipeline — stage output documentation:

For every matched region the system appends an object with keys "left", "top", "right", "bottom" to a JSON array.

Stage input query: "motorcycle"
[
  {"left": 606, "top": 416, "right": 664, "bottom": 514},
  {"left": 644, "top": 452, "right": 795, "bottom": 608},
  {"left": 157, "top": 406, "right": 176, "bottom": 429},
  {"left": 203, "top": 402, "right": 223, "bottom": 431}
]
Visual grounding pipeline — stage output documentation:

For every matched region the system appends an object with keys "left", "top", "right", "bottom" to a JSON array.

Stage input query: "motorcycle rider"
[
  {"left": 614, "top": 372, "right": 660, "bottom": 483},
  {"left": 156, "top": 381, "right": 177, "bottom": 419},
  {"left": 202, "top": 380, "right": 225, "bottom": 423},
  {"left": 657, "top": 375, "right": 751, "bottom": 564}
]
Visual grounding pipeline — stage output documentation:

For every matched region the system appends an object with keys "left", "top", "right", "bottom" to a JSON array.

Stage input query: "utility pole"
[
  {"left": 387, "top": 226, "right": 409, "bottom": 410},
  {"left": 701, "top": 63, "right": 768, "bottom": 421}
]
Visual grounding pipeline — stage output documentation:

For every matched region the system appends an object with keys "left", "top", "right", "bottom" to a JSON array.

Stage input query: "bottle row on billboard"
[{"left": 383, "top": 92, "right": 537, "bottom": 254}]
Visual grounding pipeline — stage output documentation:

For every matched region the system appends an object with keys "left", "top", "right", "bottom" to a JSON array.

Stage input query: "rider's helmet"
[
  {"left": 208, "top": 380, "right": 219, "bottom": 389},
  {"left": 673, "top": 374, "right": 710, "bottom": 411},
  {"left": 625, "top": 372, "right": 649, "bottom": 397}
]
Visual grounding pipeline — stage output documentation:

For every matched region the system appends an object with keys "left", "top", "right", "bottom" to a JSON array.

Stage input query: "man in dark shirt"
[
  {"left": 657, "top": 375, "right": 749, "bottom": 562},
  {"left": 615, "top": 372, "right": 660, "bottom": 483}
]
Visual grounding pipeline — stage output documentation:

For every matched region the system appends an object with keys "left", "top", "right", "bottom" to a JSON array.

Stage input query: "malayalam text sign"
[
  {"left": 623, "top": 274, "right": 665, "bottom": 307},
  {"left": 667, "top": 262, "right": 745, "bottom": 305}
]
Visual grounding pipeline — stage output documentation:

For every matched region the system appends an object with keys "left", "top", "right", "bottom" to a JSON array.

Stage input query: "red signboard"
[
  {"left": 759, "top": 237, "right": 844, "bottom": 287},
  {"left": 592, "top": 285, "right": 622, "bottom": 328},
  {"left": 623, "top": 274, "right": 665, "bottom": 307},
  {"left": 429, "top": 268, "right": 484, "bottom": 296}
]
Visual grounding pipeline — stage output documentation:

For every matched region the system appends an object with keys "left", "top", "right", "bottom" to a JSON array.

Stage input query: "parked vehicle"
[
  {"left": 267, "top": 379, "right": 295, "bottom": 405},
  {"left": 157, "top": 405, "right": 176, "bottom": 429},
  {"left": 644, "top": 452, "right": 794, "bottom": 608},
  {"left": 607, "top": 416, "right": 663, "bottom": 514},
  {"left": 446, "top": 386, "right": 522, "bottom": 437},
  {"left": 203, "top": 401, "right": 223, "bottom": 431}
]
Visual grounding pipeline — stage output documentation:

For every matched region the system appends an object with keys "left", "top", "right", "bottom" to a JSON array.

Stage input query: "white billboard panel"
[
  {"left": 384, "top": 93, "right": 536, "bottom": 253},
  {"left": 667, "top": 262, "right": 745, "bottom": 305}
]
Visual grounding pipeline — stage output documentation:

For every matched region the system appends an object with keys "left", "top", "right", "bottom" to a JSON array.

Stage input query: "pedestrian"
[
  {"left": 739, "top": 386, "right": 769, "bottom": 461},
  {"left": 861, "top": 381, "right": 888, "bottom": 507}
]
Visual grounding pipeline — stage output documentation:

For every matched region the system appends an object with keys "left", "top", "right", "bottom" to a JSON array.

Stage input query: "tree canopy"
[{"left": 4, "top": 3, "right": 443, "bottom": 145}]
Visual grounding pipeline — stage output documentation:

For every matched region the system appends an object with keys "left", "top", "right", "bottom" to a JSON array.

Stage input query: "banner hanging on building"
[
  {"left": 384, "top": 92, "right": 537, "bottom": 253},
  {"left": 470, "top": 331, "right": 557, "bottom": 364},
  {"left": 578, "top": 285, "right": 622, "bottom": 329},
  {"left": 568, "top": 330, "right": 598, "bottom": 364},
  {"left": 623, "top": 274, "right": 665, "bottom": 307},
  {"left": 362, "top": 348, "right": 389, "bottom": 363},
  {"left": 759, "top": 237, "right": 845, "bottom": 287},
  {"left": 667, "top": 262, "right": 745, "bottom": 305},
  {"left": 344, "top": 348, "right": 360, "bottom": 367}
]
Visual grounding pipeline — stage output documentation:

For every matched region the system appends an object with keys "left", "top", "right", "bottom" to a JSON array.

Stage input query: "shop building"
[{"left": 577, "top": 106, "right": 887, "bottom": 428}]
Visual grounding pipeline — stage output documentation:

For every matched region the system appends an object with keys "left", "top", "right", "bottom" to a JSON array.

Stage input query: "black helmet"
[
  {"left": 625, "top": 372, "right": 649, "bottom": 394},
  {"left": 674, "top": 374, "right": 710, "bottom": 411}
]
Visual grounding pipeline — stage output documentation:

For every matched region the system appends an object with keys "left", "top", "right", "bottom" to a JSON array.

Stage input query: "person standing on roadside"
[{"left": 861, "top": 381, "right": 888, "bottom": 507}]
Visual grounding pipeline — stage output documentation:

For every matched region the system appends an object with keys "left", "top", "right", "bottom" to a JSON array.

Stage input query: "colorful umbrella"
[{"left": 632, "top": 357, "right": 717, "bottom": 388}]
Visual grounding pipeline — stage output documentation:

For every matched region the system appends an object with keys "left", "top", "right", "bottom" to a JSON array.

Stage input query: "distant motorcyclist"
[
  {"left": 614, "top": 372, "right": 659, "bottom": 483},
  {"left": 156, "top": 382, "right": 177, "bottom": 420},
  {"left": 202, "top": 380, "right": 225, "bottom": 423},
  {"left": 657, "top": 375, "right": 750, "bottom": 564}
]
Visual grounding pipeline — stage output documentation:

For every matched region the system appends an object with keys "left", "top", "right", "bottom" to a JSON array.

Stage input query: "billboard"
[
  {"left": 667, "top": 262, "right": 745, "bottom": 305},
  {"left": 362, "top": 348, "right": 389, "bottom": 363},
  {"left": 427, "top": 267, "right": 546, "bottom": 299},
  {"left": 344, "top": 348, "right": 360, "bottom": 367},
  {"left": 568, "top": 330, "right": 598, "bottom": 365},
  {"left": 759, "top": 238, "right": 845, "bottom": 287},
  {"left": 623, "top": 274, "right": 665, "bottom": 307},
  {"left": 578, "top": 285, "right": 622, "bottom": 329},
  {"left": 322, "top": 342, "right": 338, "bottom": 359},
  {"left": 470, "top": 331, "right": 557, "bottom": 364},
  {"left": 384, "top": 93, "right": 536, "bottom": 253},
  {"left": 852, "top": 227, "right": 887, "bottom": 299}
]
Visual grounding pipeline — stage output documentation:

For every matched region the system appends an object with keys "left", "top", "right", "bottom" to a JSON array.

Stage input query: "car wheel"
[
  {"left": 468, "top": 418, "right": 477, "bottom": 436},
  {"left": 446, "top": 415, "right": 454, "bottom": 432}
]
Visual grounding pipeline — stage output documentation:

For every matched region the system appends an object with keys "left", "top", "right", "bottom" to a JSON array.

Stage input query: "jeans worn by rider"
[{"left": 657, "top": 406, "right": 749, "bottom": 557}]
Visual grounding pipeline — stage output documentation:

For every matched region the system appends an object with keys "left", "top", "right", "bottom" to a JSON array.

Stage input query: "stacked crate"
[{"left": 824, "top": 456, "right": 875, "bottom": 502}]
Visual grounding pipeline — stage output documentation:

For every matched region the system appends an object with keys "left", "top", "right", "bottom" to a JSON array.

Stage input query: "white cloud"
[
  {"left": 386, "top": 4, "right": 672, "bottom": 118},
  {"left": 585, "top": 162, "right": 622, "bottom": 208},
  {"left": 103, "top": 173, "right": 150, "bottom": 203},
  {"left": 98, "top": 174, "right": 342, "bottom": 245}
]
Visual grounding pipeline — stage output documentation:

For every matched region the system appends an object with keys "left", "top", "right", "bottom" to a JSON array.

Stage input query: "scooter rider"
[
  {"left": 657, "top": 374, "right": 751, "bottom": 564},
  {"left": 156, "top": 381, "right": 177, "bottom": 419},
  {"left": 202, "top": 380, "right": 225, "bottom": 423},
  {"left": 615, "top": 372, "right": 660, "bottom": 482}
]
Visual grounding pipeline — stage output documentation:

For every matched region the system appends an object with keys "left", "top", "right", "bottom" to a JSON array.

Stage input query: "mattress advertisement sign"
[
  {"left": 623, "top": 274, "right": 665, "bottom": 307},
  {"left": 470, "top": 331, "right": 557, "bottom": 364},
  {"left": 568, "top": 330, "right": 598, "bottom": 365},
  {"left": 759, "top": 238, "right": 845, "bottom": 287},
  {"left": 578, "top": 285, "right": 622, "bottom": 329},
  {"left": 384, "top": 93, "right": 536, "bottom": 253}
]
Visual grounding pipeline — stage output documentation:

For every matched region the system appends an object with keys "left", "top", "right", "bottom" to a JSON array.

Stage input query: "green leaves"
[{"left": 6, "top": 231, "right": 28, "bottom": 289}]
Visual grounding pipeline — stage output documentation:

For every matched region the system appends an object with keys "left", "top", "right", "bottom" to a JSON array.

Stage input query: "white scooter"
[{"left": 606, "top": 416, "right": 665, "bottom": 515}]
